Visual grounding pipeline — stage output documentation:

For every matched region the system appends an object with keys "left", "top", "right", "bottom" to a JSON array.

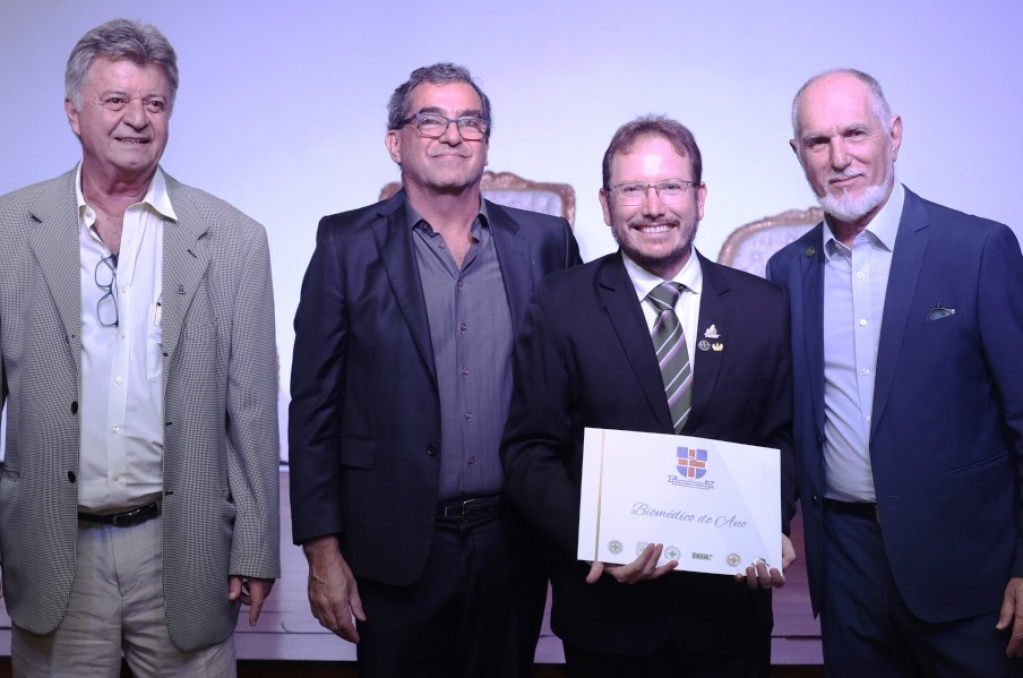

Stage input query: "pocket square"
[{"left": 926, "top": 304, "right": 956, "bottom": 322}]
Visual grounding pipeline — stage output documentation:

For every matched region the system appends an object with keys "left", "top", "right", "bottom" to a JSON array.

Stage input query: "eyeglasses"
[
  {"left": 95, "top": 254, "right": 119, "bottom": 328},
  {"left": 400, "top": 113, "right": 489, "bottom": 141},
  {"left": 609, "top": 179, "right": 699, "bottom": 206}
]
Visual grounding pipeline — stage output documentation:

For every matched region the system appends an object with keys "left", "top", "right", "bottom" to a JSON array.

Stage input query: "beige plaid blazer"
[{"left": 0, "top": 168, "right": 280, "bottom": 652}]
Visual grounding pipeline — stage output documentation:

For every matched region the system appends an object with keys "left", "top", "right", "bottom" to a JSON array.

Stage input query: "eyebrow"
[{"left": 415, "top": 105, "right": 485, "bottom": 119}]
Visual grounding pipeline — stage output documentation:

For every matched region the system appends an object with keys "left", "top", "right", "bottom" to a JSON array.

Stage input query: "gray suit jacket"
[{"left": 0, "top": 168, "right": 281, "bottom": 652}]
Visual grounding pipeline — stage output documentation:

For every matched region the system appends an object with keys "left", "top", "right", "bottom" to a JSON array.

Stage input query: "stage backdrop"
[{"left": 2, "top": 1, "right": 1021, "bottom": 460}]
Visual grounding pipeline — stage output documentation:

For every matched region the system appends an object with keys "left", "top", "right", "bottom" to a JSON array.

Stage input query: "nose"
[
  {"left": 828, "top": 139, "right": 850, "bottom": 170},
  {"left": 122, "top": 99, "right": 150, "bottom": 129},
  {"left": 641, "top": 185, "right": 666, "bottom": 217},
  {"left": 439, "top": 119, "right": 463, "bottom": 145}
]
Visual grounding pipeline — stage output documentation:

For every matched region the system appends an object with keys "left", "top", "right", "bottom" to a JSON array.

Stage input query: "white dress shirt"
[
  {"left": 77, "top": 165, "right": 172, "bottom": 512},
  {"left": 821, "top": 181, "right": 905, "bottom": 502}
]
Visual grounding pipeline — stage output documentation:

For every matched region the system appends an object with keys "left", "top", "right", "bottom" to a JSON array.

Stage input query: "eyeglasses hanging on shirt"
[{"left": 95, "top": 253, "right": 119, "bottom": 328}]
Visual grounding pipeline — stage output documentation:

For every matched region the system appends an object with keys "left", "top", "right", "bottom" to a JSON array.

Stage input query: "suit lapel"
[
  {"left": 597, "top": 255, "right": 674, "bottom": 431},
  {"left": 686, "top": 254, "right": 732, "bottom": 433},
  {"left": 487, "top": 201, "right": 533, "bottom": 335},
  {"left": 871, "top": 190, "right": 928, "bottom": 437},
  {"left": 799, "top": 225, "right": 827, "bottom": 436},
  {"left": 27, "top": 170, "right": 82, "bottom": 370},
  {"left": 162, "top": 176, "right": 211, "bottom": 385},
  {"left": 372, "top": 191, "right": 437, "bottom": 382}
]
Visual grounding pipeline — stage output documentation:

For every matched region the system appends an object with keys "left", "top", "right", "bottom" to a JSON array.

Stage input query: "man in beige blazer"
[{"left": 0, "top": 19, "right": 280, "bottom": 676}]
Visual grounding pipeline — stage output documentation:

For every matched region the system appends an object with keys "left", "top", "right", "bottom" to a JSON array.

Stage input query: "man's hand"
[
  {"left": 302, "top": 535, "right": 366, "bottom": 643},
  {"left": 585, "top": 542, "right": 678, "bottom": 585},
  {"left": 735, "top": 533, "right": 795, "bottom": 590},
  {"left": 229, "top": 576, "right": 275, "bottom": 626},
  {"left": 996, "top": 576, "right": 1023, "bottom": 656}
]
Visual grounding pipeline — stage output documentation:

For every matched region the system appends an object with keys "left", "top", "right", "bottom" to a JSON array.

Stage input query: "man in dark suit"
[
  {"left": 767, "top": 68, "right": 1023, "bottom": 676},
  {"left": 501, "top": 115, "right": 795, "bottom": 677},
  {"left": 289, "top": 63, "right": 580, "bottom": 677}
]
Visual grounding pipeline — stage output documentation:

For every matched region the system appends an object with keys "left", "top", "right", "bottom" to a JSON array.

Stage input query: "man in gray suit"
[{"left": 0, "top": 19, "right": 280, "bottom": 676}]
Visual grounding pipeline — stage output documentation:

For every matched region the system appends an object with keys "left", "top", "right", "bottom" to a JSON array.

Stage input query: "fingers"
[
  {"left": 247, "top": 579, "right": 274, "bottom": 626},
  {"left": 781, "top": 534, "right": 797, "bottom": 569},
  {"left": 227, "top": 575, "right": 242, "bottom": 602},
  {"left": 585, "top": 561, "right": 605, "bottom": 585}
]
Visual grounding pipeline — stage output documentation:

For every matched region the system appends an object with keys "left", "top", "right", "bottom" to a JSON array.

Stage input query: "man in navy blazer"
[
  {"left": 767, "top": 69, "right": 1023, "bottom": 675},
  {"left": 502, "top": 115, "right": 795, "bottom": 677},
  {"left": 288, "top": 63, "right": 580, "bottom": 677}
]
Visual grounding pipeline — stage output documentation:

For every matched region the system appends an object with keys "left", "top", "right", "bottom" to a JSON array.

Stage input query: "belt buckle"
[
  {"left": 460, "top": 498, "right": 476, "bottom": 524},
  {"left": 112, "top": 503, "right": 151, "bottom": 527}
]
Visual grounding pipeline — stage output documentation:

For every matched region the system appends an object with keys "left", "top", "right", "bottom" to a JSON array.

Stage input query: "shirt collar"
[
  {"left": 621, "top": 248, "right": 704, "bottom": 303},
  {"left": 823, "top": 180, "right": 905, "bottom": 259},
  {"left": 405, "top": 195, "right": 490, "bottom": 233},
  {"left": 75, "top": 164, "right": 178, "bottom": 226}
]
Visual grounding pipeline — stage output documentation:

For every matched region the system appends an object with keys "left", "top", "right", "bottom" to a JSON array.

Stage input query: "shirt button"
[
  {"left": 468, "top": 456, "right": 475, "bottom": 466},
  {"left": 464, "top": 411, "right": 472, "bottom": 421},
  {"left": 438, "top": 242, "right": 446, "bottom": 249},
  {"left": 460, "top": 323, "right": 468, "bottom": 333},
  {"left": 461, "top": 367, "right": 469, "bottom": 376},
  {"left": 111, "top": 426, "right": 120, "bottom": 433},
  {"left": 120, "top": 286, "right": 127, "bottom": 294},
  {"left": 112, "top": 473, "right": 120, "bottom": 482},
  {"left": 856, "top": 271, "right": 865, "bottom": 279},
  {"left": 859, "top": 319, "right": 868, "bottom": 327},
  {"left": 456, "top": 280, "right": 464, "bottom": 288},
  {"left": 115, "top": 376, "right": 124, "bottom": 385},
  {"left": 119, "top": 331, "right": 126, "bottom": 339},
  {"left": 861, "top": 368, "right": 870, "bottom": 376}
]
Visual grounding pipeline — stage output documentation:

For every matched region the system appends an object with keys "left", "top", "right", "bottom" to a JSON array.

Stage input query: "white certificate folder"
[{"left": 578, "top": 427, "right": 781, "bottom": 576}]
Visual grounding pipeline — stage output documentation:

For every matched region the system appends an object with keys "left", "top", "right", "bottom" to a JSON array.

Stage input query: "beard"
[
  {"left": 817, "top": 166, "right": 894, "bottom": 222},
  {"left": 610, "top": 211, "right": 699, "bottom": 278}
]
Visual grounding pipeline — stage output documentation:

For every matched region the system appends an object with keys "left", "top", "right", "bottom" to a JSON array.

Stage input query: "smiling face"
[
  {"left": 600, "top": 134, "right": 706, "bottom": 279},
  {"left": 384, "top": 81, "right": 488, "bottom": 196},
  {"left": 66, "top": 57, "right": 171, "bottom": 187},
  {"left": 791, "top": 72, "right": 902, "bottom": 228}
]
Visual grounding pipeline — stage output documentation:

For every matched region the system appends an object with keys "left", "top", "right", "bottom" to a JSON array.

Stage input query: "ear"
[
  {"left": 66, "top": 97, "right": 81, "bottom": 138},
  {"left": 695, "top": 182, "right": 707, "bottom": 222},
  {"left": 599, "top": 187, "right": 612, "bottom": 226},
  {"left": 789, "top": 138, "right": 798, "bottom": 157},
  {"left": 889, "top": 115, "right": 903, "bottom": 162},
  {"left": 384, "top": 129, "right": 401, "bottom": 164}
]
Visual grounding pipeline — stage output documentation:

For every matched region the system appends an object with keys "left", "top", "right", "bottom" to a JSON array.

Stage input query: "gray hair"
[
  {"left": 791, "top": 68, "right": 892, "bottom": 137},
  {"left": 65, "top": 19, "right": 178, "bottom": 112},
  {"left": 386, "top": 63, "right": 492, "bottom": 140},
  {"left": 602, "top": 114, "right": 703, "bottom": 189}
]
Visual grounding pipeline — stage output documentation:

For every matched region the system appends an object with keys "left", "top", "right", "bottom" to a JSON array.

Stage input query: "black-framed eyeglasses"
[
  {"left": 400, "top": 113, "right": 489, "bottom": 141},
  {"left": 609, "top": 179, "right": 699, "bottom": 206},
  {"left": 95, "top": 253, "right": 119, "bottom": 328}
]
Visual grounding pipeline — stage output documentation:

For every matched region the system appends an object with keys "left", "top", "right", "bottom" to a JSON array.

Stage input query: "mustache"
[{"left": 828, "top": 170, "right": 866, "bottom": 183}]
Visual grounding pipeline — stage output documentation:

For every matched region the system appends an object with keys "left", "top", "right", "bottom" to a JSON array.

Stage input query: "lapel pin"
[
  {"left": 805, "top": 246, "right": 816, "bottom": 257},
  {"left": 712, "top": 342, "right": 724, "bottom": 352},
  {"left": 698, "top": 339, "right": 711, "bottom": 352},
  {"left": 177, "top": 284, "right": 185, "bottom": 294},
  {"left": 703, "top": 324, "right": 720, "bottom": 339}
]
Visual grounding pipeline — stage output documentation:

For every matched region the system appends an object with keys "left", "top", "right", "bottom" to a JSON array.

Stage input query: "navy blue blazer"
[
  {"left": 767, "top": 187, "right": 1023, "bottom": 623},
  {"left": 289, "top": 190, "right": 580, "bottom": 586},
  {"left": 502, "top": 251, "right": 795, "bottom": 656}
]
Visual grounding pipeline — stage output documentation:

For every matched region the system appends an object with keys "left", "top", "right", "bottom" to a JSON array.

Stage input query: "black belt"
[
  {"left": 436, "top": 496, "right": 502, "bottom": 523},
  {"left": 824, "top": 498, "right": 879, "bottom": 523},
  {"left": 79, "top": 501, "right": 161, "bottom": 527}
]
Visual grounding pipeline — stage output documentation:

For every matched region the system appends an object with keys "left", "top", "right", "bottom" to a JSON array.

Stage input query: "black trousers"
[{"left": 355, "top": 508, "right": 546, "bottom": 678}]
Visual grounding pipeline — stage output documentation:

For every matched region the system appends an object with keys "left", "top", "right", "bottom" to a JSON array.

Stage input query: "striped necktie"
[{"left": 647, "top": 282, "right": 692, "bottom": 433}]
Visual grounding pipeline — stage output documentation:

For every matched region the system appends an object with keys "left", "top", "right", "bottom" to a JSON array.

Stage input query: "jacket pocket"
[{"left": 339, "top": 435, "right": 377, "bottom": 470}]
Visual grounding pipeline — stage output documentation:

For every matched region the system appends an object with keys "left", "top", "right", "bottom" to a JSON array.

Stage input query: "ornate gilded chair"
[
  {"left": 717, "top": 207, "right": 824, "bottom": 278},
  {"left": 380, "top": 170, "right": 576, "bottom": 226}
]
